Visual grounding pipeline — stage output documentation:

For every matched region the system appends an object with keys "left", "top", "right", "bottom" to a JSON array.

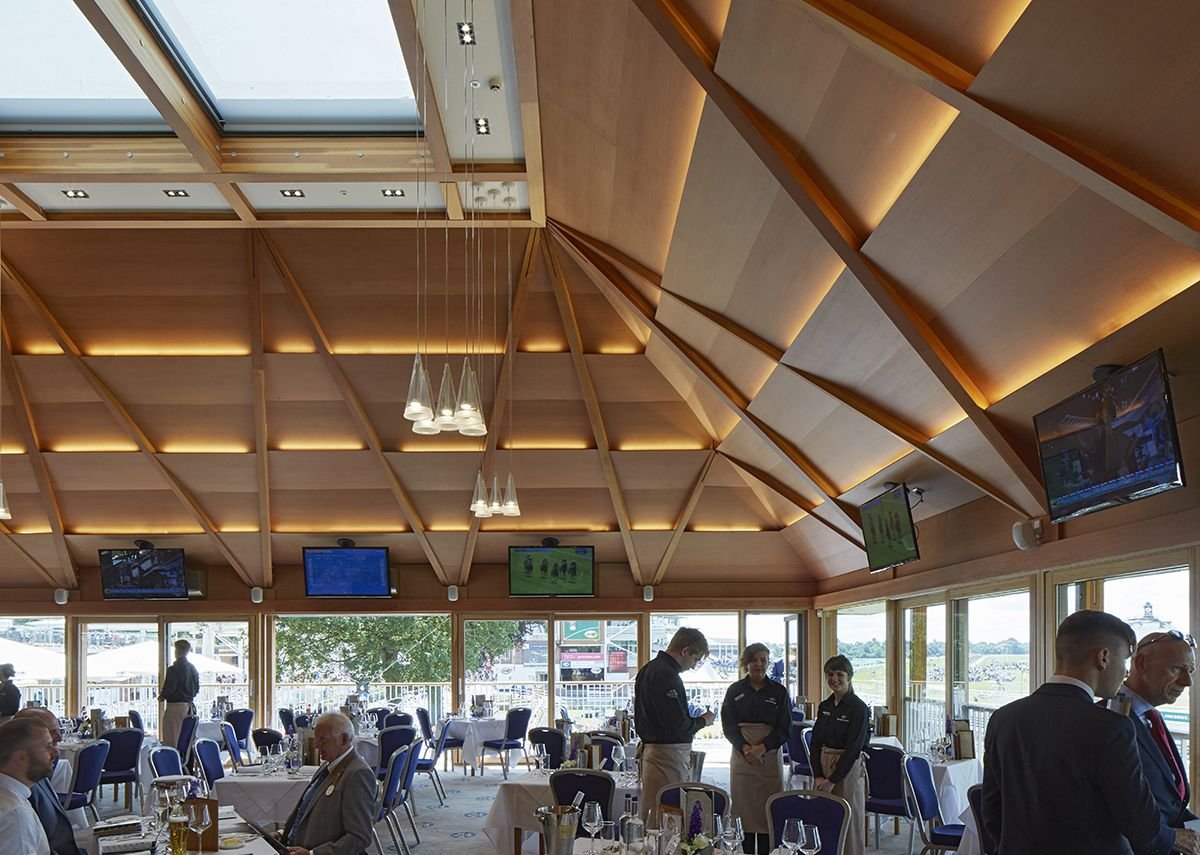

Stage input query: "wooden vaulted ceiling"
[{"left": 1, "top": 0, "right": 1199, "bottom": 592}]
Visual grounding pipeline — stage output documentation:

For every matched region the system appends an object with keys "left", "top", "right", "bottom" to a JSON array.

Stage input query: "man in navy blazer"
[
  {"left": 982, "top": 610, "right": 1200, "bottom": 855},
  {"left": 1115, "top": 631, "right": 1197, "bottom": 831}
]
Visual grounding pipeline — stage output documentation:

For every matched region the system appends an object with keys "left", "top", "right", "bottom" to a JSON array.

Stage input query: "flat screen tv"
[
  {"left": 860, "top": 483, "right": 920, "bottom": 573},
  {"left": 509, "top": 546, "right": 595, "bottom": 597},
  {"left": 1034, "top": 349, "right": 1186, "bottom": 524},
  {"left": 303, "top": 547, "right": 392, "bottom": 598},
  {"left": 99, "top": 548, "right": 188, "bottom": 599}
]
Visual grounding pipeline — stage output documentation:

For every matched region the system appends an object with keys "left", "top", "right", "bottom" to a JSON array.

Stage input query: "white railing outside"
[
  {"left": 274, "top": 682, "right": 450, "bottom": 728},
  {"left": 85, "top": 682, "right": 159, "bottom": 731},
  {"left": 20, "top": 683, "right": 67, "bottom": 715}
]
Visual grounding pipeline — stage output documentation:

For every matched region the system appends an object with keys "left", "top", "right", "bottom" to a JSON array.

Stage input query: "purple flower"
[{"left": 689, "top": 800, "right": 703, "bottom": 839}]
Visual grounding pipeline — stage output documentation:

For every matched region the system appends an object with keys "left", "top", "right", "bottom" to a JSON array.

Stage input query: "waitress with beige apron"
[
  {"left": 810, "top": 654, "right": 870, "bottom": 855},
  {"left": 721, "top": 643, "right": 792, "bottom": 854}
]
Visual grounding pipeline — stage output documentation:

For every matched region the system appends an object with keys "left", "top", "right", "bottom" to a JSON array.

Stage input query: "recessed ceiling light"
[
  {"left": 474, "top": 117, "right": 491, "bottom": 135},
  {"left": 381, "top": 188, "right": 406, "bottom": 198},
  {"left": 162, "top": 189, "right": 190, "bottom": 198},
  {"left": 457, "top": 22, "right": 475, "bottom": 44},
  {"left": 279, "top": 189, "right": 305, "bottom": 198},
  {"left": 61, "top": 189, "right": 89, "bottom": 199}
]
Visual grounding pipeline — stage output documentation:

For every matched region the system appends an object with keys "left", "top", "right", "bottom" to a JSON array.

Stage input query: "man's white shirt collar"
[
  {"left": 1047, "top": 674, "right": 1096, "bottom": 697},
  {"left": 0, "top": 772, "right": 31, "bottom": 798},
  {"left": 323, "top": 743, "right": 356, "bottom": 772}
]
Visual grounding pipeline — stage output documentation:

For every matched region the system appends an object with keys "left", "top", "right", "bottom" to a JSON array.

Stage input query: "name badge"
[
  {"left": 765, "top": 698, "right": 778, "bottom": 705},
  {"left": 325, "top": 783, "right": 336, "bottom": 797},
  {"left": 666, "top": 689, "right": 678, "bottom": 699},
  {"left": 734, "top": 693, "right": 745, "bottom": 701}
]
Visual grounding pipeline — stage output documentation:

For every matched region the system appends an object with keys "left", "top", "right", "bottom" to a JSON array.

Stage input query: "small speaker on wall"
[
  {"left": 643, "top": 585, "right": 654, "bottom": 602},
  {"left": 53, "top": 588, "right": 69, "bottom": 606},
  {"left": 250, "top": 586, "right": 264, "bottom": 604},
  {"left": 1012, "top": 519, "right": 1044, "bottom": 551},
  {"left": 447, "top": 585, "right": 460, "bottom": 602}
]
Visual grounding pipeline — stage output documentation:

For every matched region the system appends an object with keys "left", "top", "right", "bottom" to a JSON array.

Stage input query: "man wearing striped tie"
[{"left": 279, "top": 712, "right": 375, "bottom": 855}]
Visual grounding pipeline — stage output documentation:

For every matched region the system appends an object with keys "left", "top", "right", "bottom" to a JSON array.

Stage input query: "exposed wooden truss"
[
  {"left": 0, "top": 255, "right": 256, "bottom": 585},
  {"left": 788, "top": 0, "right": 1200, "bottom": 253},
  {"left": 652, "top": 448, "right": 716, "bottom": 585},
  {"left": 247, "top": 234, "right": 273, "bottom": 587},
  {"left": 256, "top": 232, "right": 450, "bottom": 585},
  {"left": 458, "top": 230, "right": 539, "bottom": 586},
  {"left": 544, "top": 239, "right": 644, "bottom": 585},
  {"left": 0, "top": 522, "right": 61, "bottom": 588},
  {"left": 0, "top": 322, "right": 76, "bottom": 588},
  {"left": 510, "top": 0, "right": 547, "bottom": 226},
  {"left": 550, "top": 224, "right": 865, "bottom": 550},
  {"left": 0, "top": 185, "right": 46, "bottom": 221},
  {"left": 556, "top": 221, "right": 1032, "bottom": 517},
  {"left": 636, "top": 0, "right": 1048, "bottom": 520}
]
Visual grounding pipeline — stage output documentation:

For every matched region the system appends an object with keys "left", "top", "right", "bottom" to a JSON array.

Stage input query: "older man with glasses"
[{"left": 1112, "top": 630, "right": 1197, "bottom": 832}]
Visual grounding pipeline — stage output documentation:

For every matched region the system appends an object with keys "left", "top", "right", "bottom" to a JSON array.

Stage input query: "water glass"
[
  {"left": 186, "top": 803, "right": 211, "bottom": 854},
  {"left": 721, "top": 815, "right": 743, "bottom": 853},
  {"left": 582, "top": 801, "right": 604, "bottom": 853},
  {"left": 781, "top": 818, "right": 803, "bottom": 853},
  {"left": 797, "top": 823, "right": 821, "bottom": 854}
]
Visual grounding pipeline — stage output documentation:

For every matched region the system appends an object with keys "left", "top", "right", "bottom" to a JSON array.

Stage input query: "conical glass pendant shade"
[
  {"left": 501, "top": 472, "right": 520, "bottom": 516},
  {"left": 454, "top": 358, "right": 484, "bottom": 426},
  {"left": 403, "top": 353, "right": 434, "bottom": 422},
  {"left": 459, "top": 421, "right": 488, "bottom": 437},
  {"left": 469, "top": 470, "right": 488, "bottom": 514},
  {"left": 0, "top": 482, "right": 10, "bottom": 521},
  {"left": 488, "top": 473, "right": 503, "bottom": 514},
  {"left": 434, "top": 363, "right": 458, "bottom": 430},
  {"left": 412, "top": 417, "right": 441, "bottom": 435}
]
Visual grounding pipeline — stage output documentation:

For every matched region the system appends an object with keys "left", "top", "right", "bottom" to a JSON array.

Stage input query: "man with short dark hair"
[
  {"left": 159, "top": 639, "right": 199, "bottom": 750},
  {"left": 1114, "top": 631, "right": 1197, "bottom": 832},
  {"left": 13, "top": 709, "right": 79, "bottom": 855},
  {"left": 635, "top": 627, "right": 715, "bottom": 820},
  {"left": 982, "top": 610, "right": 1200, "bottom": 855},
  {"left": 0, "top": 718, "right": 53, "bottom": 854}
]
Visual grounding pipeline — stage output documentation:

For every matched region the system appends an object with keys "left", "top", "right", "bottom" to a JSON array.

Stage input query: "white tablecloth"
[
  {"left": 482, "top": 769, "right": 639, "bottom": 855},
  {"left": 931, "top": 758, "right": 982, "bottom": 823},
  {"left": 444, "top": 717, "right": 508, "bottom": 770},
  {"left": 355, "top": 734, "right": 379, "bottom": 770},
  {"left": 957, "top": 800, "right": 983, "bottom": 855},
  {"left": 196, "top": 721, "right": 225, "bottom": 743},
  {"left": 94, "top": 807, "right": 280, "bottom": 855},
  {"left": 870, "top": 735, "right": 904, "bottom": 751},
  {"left": 212, "top": 765, "right": 318, "bottom": 825}
]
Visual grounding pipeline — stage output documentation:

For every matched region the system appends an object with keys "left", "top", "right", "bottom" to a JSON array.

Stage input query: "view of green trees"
[{"left": 840, "top": 638, "right": 1030, "bottom": 660}]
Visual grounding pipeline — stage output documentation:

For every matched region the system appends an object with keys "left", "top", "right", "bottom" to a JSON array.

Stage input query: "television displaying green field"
[
  {"left": 861, "top": 484, "right": 919, "bottom": 572},
  {"left": 509, "top": 546, "right": 595, "bottom": 597}
]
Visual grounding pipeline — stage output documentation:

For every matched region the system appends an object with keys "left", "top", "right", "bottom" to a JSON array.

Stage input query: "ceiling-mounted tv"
[
  {"left": 303, "top": 547, "right": 391, "bottom": 598},
  {"left": 99, "top": 548, "right": 188, "bottom": 599},
  {"left": 860, "top": 483, "right": 920, "bottom": 573},
  {"left": 509, "top": 546, "right": 595, "bottom": 597},
  {"left": 1034, "top": 349, "right": 1185, "bottom": 524}
]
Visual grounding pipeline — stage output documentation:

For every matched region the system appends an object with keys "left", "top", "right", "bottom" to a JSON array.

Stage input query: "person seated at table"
[
  {"left": 13, "top": 709, "right": 79, "bottom": 855},
  {"left": 279, "top": 712, "right": 375, "bottom": 855},
  {"left": 0, "top": 717, "right": 53, "bottom": 854},
  {"left": 809, "top": 655, "right": 868, "bottom": 855},
  {"left": 721, "top": 642, "right": 791, "bottom": 853}
]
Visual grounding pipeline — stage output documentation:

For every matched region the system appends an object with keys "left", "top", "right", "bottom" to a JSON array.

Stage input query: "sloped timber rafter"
[
  {"left": 635, "top": 0, "right": 1048, "bottom": 520},
  {"left": 652, "top": 448, "right": 716, "bottom": 586},
  {"left": 256, "top": 232, "right": 450, "bottom": 586},
  {"left": 247, "top": 233, "right": 273, "bottom": 587},
  {"left": 0, "top": 255, "right": 257, "bottom": 586}
]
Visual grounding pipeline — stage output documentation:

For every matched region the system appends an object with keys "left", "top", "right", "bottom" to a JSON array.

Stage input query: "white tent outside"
[
  {"left": 86, "top": 640, "right": 243, "bottom": 679},
  {"left": 0, "top": 638, "right": 66, "bottom": 680}
]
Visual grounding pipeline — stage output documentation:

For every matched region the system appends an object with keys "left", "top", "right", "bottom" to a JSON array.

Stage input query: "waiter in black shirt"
[
  {"left": 721, "top": 643, "right": 791, "bottom": 853},
  {"left": 634, "top": 627, "right": 714, "bottom": 819},
  {"left": 159, "top": 639, "right": 199, "bottom": 750},
  {"left": 809, "top": 654, "right": 869, "bottom": 855}
]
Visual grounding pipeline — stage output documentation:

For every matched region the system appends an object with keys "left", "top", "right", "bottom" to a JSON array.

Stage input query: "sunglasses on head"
[{"left": 1137, "top": 629, "right": 1196, "bottom": 650}]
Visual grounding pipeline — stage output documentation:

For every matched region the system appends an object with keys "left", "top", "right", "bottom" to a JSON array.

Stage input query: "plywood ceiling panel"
[
  {"left": 612, "top": 451, "right": 711, "bottom": 490},
  {"left": 15, "top": 357, "right": 104, "bottom": 403},
  {"left": 29, "top": 404, "right": 138, "bottom": 452},
  {"left": 604, "top": 402, "right": 715, "bottom": 453},
  {"left": 643, "top": 338, "right": 735, "bottom": 441},
  {"left": 266, "top": 402, "right": 365, "bottom": 451},
  {"left": 622, "top": 489, "right": 692, "bottom": 531},
  {"left": 57, "top": 489, "right": 201, "bottom": 532},
  {"left": 268, "top": 451, "right": 389, "bottom": 491},
  {"left": 271, "top": 489, "right": 407, "bottom": 532},
  {"left": 125, "top": 405, "right": 254, "bottom": 452},
  {"left": 781, "top": 518, "right": 866, "bottom": 580},
  {"left": 154, "top": 454, "right": 258, "bottom": 494},
  {"left": 688, "top": 486, "right": 781, "bottom": 531},
  {"left": 717, "top": 422, "right": 823, "bottom": 510},
  {"left": 509, "top": 354, "right": 580, "bottom": 401},
  {"left": 656, "top": 298, "right": 776, "bottom": 399}
]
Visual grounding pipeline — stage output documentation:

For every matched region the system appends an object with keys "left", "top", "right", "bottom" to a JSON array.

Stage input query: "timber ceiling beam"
[
  {"left": 636, "top": 0, "right": 1048, "bottom": 519},
  {"left": 459, "top": 230, "right": 539, "bottom": 586},
  {"left": 0, "top": 185, "right": 45, "bottom": 221},
  {"left": 257, "top": 232, "right": 450, "bottom": 586},
  {"left": 788, "top": 0, "right": 1200, "bottom": 253},
  {"left": 510, "top": 0, "right": 547, "bottom": 225},
  {"left": 652, "top": 449, "right": 716, "bottom": 586},
  {"left": 559, "top": 221, "right": 1030, "bottom": 516},
  {"left": 247, "top": 234, "right": 272, "bottom": 586},
  {"left": 0, "top": 323, "right": 76, "bottom": 588},
  {"left": 550, "top": 225, "right": 865, "bottom": 550},
  {"left": 544, "top": 239, "right": 644, "bottom": 586},
  {"left": 0, "top": 214, "right": 538, "bottom": 231},
  {"left": 0, "top": 523, "right": 61, "bottom": 589},
  {"left": 0, "top": 255, "right": 257, "bottom": 586}
]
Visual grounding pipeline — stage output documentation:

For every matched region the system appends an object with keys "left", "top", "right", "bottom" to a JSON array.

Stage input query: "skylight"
[
  {"left": 0, "top": 0, "right": 167, "bottom": 132},
  {"left": 137, "top": 0, "right": 420, "bottom": 133}
]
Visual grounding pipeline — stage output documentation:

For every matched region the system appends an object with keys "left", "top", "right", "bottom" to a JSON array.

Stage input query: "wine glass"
[
  {"left": 714, "top": 815, "right": 727, "bottom": 853},
  {"left": 610, "top": 741, "right": 625, "bottom": 773},
  {"left": 187, "top": 803, "right": 211, "bottom": 855},
  {"left": 644, "top": 807, "right": 665, "bottom": 855},
  {"left": 533, "top": 742, "right": 548, "bottom": 771},
  {"left": 781, "top": 818, "right": 804, "bottom": 853},
  {"left": 582, "top": 801, "right": 604, "bottom": 853},
  {"left": 797, "top": 822, "right": 821, "bottom": 854},
  {"left": 722, "top": 815, "right": 743, "bottom": 854}
]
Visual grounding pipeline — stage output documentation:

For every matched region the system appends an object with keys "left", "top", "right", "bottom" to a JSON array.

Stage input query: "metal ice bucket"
[{"left": 535, "top": 804, "right": 580, "bottom": 855}]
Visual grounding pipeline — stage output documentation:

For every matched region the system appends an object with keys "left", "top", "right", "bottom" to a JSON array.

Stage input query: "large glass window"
[
  {"left": 553, "top": 618, "right": 637, "bottom": 730},
  {"left": 835, "top": 602, "right": 888, "bottom": 708},
  {"left": 273, "top": 615, "right": 451, "bottom": 727},
  {"left": 464, "top": 619, "right": 547, "bottom": 724},
  {"left": 903, "top": 603, "right": 946, "bottom": 754},
  {"left": 649, "top": 613, "right": 738, "bottom": 754},
  {"left": 82, "top": 622, "right": 159, "bottom": 732},
  {"left": 952, "top": 591, "right": 1030, "bottom": 745},
  {"left": 745, "top": 612, "right": 803, "bottom": 702},
  {"left": 0, "top": 617, "right": 66, "bottom": 714},
  {"left": 167, "top": 621, "right": 250, "bottom": 722}
]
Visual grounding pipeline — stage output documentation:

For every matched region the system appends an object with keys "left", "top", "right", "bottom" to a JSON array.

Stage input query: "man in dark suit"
[
  {"left": 982, "top": 609, "right": 1200, "bottom": 855},
  {"left": 280, "top": 712, "right": 376, "bottom": 855},
  {"left": 14, "top": 708, "right": 80, "bottom": 855},
  {"left": 1115, "top": 631, "right": 1197, "bottom": 831}
]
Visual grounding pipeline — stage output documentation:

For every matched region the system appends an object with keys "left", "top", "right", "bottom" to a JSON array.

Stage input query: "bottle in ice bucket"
[{"left": 168, "top": 801, "right": 189, "bottom": 855}]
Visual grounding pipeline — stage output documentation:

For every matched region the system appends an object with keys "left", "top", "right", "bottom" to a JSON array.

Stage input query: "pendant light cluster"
[{"left": 403, "top": 353, "right": 486, "bottom": 437}]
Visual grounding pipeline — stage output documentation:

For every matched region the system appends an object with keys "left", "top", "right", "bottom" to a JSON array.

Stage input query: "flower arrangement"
[
  {"left": 679, "top": 800, "right": 712, "bottom": 855},
  {"left": 559, "top": 759, "right": 577, "bottom": 769}
]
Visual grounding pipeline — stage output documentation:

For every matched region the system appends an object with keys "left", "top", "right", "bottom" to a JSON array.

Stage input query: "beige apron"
[
  {"left": 729, "top": 723, "right": 783, "bottom": 833},
  {"left": 821, "top": 747, "right": 866, "bottom": 855},
  {"left": 640, "top": 742, "right": 692, "bottom": 821}
]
